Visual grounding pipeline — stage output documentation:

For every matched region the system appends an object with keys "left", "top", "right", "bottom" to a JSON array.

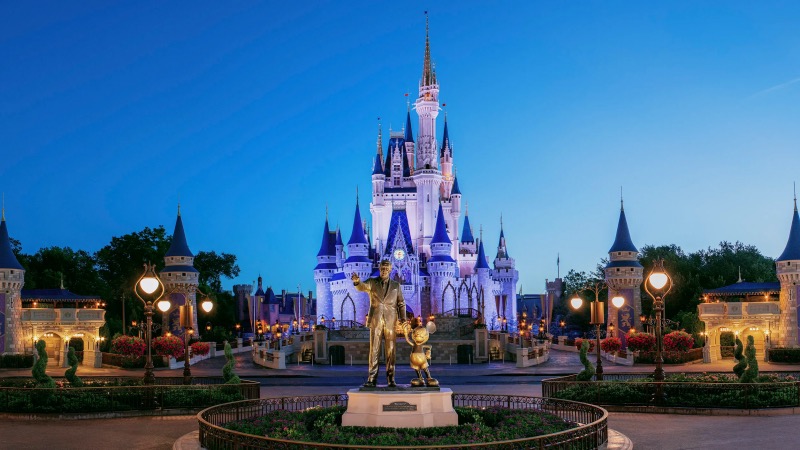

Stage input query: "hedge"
[
  {"left": 0, "top": 354, "right": 34, "bottom": 369},
  {"left": 768, "top": 348, "right": 800, "bottom": 363}
]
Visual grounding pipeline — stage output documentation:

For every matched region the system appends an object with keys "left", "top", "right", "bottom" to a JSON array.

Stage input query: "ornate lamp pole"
[
  {"left": 570, "top": 281, "right": 624, "bottom": 381},
  {"left": 644, "top": 258, "right": 673, "bottom": 387},
  {"left": 181, "top": 293, "right": 213, "bottom": 384},
  {"left": 133, "top": 263, "right": 171, "bottom": 385}
]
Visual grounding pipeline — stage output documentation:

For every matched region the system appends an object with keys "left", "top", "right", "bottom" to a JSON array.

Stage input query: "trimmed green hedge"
[
  {"left": 0, "top": 354, "right": 34, "bottom": 368},
  {"left": 634, "top": 348, "right": 703, "bottom": 364},
  {"left": 768, "top": 348, "right": 800, "bottom": 363}
]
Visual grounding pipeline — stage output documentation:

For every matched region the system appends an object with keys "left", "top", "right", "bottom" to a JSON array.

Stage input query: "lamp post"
[
  {"left": 235, "top": 323, "right": 241, "bottom": 338},
  {"left": 644, "top": 258, "right": 673, "bottom": 402},
  {"left": 570, "top": 281, "right": 610, "bottom": 381},
  {"left": 133, "top": 263, "right": 171, "bottom": 385}
]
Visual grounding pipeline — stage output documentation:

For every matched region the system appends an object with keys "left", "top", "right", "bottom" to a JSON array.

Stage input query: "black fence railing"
[
  {"left": 542, "top": 373, "right": 800, "bottom": 409},
  {"left": 0, "top": 376, "right": 260, "bottom": 414},
  {"left": 198, "top": 394, "right": 608, "bottom": 449}
]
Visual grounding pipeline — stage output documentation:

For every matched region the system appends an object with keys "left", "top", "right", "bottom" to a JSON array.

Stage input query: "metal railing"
[
  {"left": 0, "top": 376, "right": 260, "bottom": 414},
  {"left": 542, "top": 373, "right": 800, "bottom": 409},
  {"left": 198, "top": 394, "right": 608, "bottom": 449}
]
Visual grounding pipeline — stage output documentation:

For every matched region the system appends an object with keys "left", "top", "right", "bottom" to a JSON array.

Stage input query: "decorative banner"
[
  {"left": 169, "top": 293, "right": 186, "bottom": 338},
  {"left": 0, "top": 293, "right": 5, "bottom": 351},
  {"left": 617, "top": 289, "right": 635, "bottom": 349}
]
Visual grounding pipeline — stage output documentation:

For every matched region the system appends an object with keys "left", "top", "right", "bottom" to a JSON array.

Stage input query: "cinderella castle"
[{"left": 314, "top": 18, "right": 519, "bottom": 326}]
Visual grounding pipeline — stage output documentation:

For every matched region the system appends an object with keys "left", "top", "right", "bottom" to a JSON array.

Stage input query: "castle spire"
[
  {"left": 431, "top": 202, "right": 451, "bottom": 244},
  {"left": 405, "top": 109, "right": 414, "bottom": 143},
  {"left": 165, "top": 209, "right": 193, "bottom": 257},
  {"left": 421, "top": 11, "right": 436, "bottom": 87},
  {"left": 439, "top": 114, "right": 451, "bottom": 157},
  {"left": 608, "top": 202, "right": 637, "bottom": 253},
  {"left": 0, "top": 206, "right": 23, "bottom": 270},
  {"left": 475, "top": 226, "right": 490, "bottom": 270},
  {"left": 347, "top": 195, "right": 369, "bottom": 245},
  {"left": 777, "top": 193, "right": 800, "bottom": 262},
  {"left": 317, "top": 215, "right": 333, "bottom": 257}
]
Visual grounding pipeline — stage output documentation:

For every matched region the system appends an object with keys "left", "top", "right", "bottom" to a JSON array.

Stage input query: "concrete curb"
[{"left": 602, "top": 404, "right": 800, "bottom": 416}]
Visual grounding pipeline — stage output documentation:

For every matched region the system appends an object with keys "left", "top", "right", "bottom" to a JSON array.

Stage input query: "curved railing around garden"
[
  {"left": 0, "top": 376, "right": 260, "bottom": 414},
  {"left": 543, "top": 373, "right": 800, "bottom": 409},
  {"left": 198, "top": 394, "right": 608, "bottom": 449}
]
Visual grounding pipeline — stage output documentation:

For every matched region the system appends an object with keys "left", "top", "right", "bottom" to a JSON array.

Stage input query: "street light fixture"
[
  {"left": 643, "top": 258, "right": 673, "bottom": 392},
  {"left": 570, "top": 280, "right": 608, "bottom": 381},
  {"left": 181, "top": 292, "right": 214, "bottom": 384},
  {"left": 611, "top": 295, "right": 625, "bottom": 309},
  {"left": 134, "top": 263, "right": 170, "bottom": 385}
]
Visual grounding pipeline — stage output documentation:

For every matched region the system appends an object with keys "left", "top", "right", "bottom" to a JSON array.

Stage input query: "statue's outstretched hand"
[{"left": 351, "top": 272, "right": 360, "bottom": 284}]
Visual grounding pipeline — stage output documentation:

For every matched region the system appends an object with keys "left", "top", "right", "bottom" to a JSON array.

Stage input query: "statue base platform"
[{"left": 342, "top": 387, "right": 458, "bottom": 428}]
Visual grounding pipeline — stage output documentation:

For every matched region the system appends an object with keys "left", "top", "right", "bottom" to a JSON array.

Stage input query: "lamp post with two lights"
[{"left": 134, "top": 263, "right": 172, "bottom": 385}]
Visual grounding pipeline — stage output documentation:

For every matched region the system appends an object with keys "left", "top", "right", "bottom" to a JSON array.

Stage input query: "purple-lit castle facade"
[{"left": 314, "top": 19, "right": 519, "bottom": 327}]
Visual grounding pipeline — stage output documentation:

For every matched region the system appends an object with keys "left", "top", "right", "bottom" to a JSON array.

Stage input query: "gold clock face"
[{"left": 393, "top": 249, "right": 406, "bottom": 260}]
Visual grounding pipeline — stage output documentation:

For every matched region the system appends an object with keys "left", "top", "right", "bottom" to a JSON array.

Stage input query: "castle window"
[
  {"left": 181, "top": 257, "right": 185, "bottom": 261},
  {"left": 10, "top": 270, "right": 14, "bottom": 274},
  {"left": 617, "top": 252, "right": 621, "bottom": 256},
  {"left": 182, "top": 273, "right": 186, "bottom": 276},
  {"left": 616, "top": 268, "right": 620, "bottom": 272}
]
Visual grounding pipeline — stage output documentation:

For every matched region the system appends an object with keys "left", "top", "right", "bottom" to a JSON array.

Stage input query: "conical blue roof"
[
  {"left": 404, "top": 111, "right": 414, "bottom": 143},
  {"left": 451, "top": 176, "right": 461, "bottom": 195},
  {"left": 777, "top": 205, "right": 800, "bottom": 261},
  {"left": 336, "top": 228, "right": 343, "bottom": 246},
  {"left": 372, "top": 153, "right": 383, "bottom": 175},
  {"left": 461, "top": 214, "right": 474, "bottom": 243},
  {"left": 166, "top": 214, "right": 194, "bottom": 257},
  {"left": 431, "top": 203, "right": 451, "bottom": 245},
  {"left": 348, "top": 200, "right": 369, "bottom": 245},
  {"left": 608, "top": 208, "right": 638, "bottom": 253},
  {"left": 317, "top": 220, "right": 334, "bottom": 257},
  {"left": 440, "top": 119, "right": 451, "bottom": 157},
  {"left": 475, "top": 239, "right": 490, "bottom": 269},
  {"left": 401, "top": 146, "right": 411, "bottom": 177},
  {"left": 0, "top": 219, "right": 23, "bottom": 270}
]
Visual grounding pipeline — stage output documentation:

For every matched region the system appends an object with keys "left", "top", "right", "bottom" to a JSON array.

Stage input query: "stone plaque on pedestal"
[{"left": 342, "top": 387, "right": 458, "bottom": 428}]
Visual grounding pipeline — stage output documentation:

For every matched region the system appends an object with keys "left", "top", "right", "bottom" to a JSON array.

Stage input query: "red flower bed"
[
  {"left": 664, "top": 331, "right": 694, "bottom": 352},
  {"left": 111, "top": 336, "right": 145, "bottom": 357},
  {"left": 574, "top": 338, "right": 595, "bottom": 352},
  {"left": 152, "top": 335, "right": 185, "bottom": 359},
  {"left": 601, "top": 337, "right": 622, "bottom": 354},
  {"left": 626, "top": 333, "right": 656, "bottom": 352},
  {"left": 190, "top": 341, "right": 211, "bottom": 357}
]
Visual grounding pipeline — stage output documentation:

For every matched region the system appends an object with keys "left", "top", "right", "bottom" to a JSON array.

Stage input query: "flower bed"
[
  {"left": 0, "top": 376, "right": 259, "bottom": 414},
  {"left": 111, "top": 335, "right": 146, "bottom": 358},
  {"left": 634, "top": 348, "right": 704, "bottom": 364},
  {"left": 191, "top": 341, "right": 211, "bottom": 357},
  {"left": 627, "top": 333, "right": 656, "bottom": 352},
  {"left": 153, "top": 335, "right": 185, "bottom": 359},
  {"left": 224, "top": 406, "right": 574, "bottom": 446},
  {"left": 601, "top": 337, "right": 622, "bottom": 354},
  {"left": 574, "top": 338, "right": 595, "bottom": 352},
  {"left": 543, "top": 372, "right": 800, "bottom": 409}
]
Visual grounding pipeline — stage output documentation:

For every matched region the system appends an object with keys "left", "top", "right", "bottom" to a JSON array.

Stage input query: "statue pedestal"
[{"left": 342, "top": 387, "right": 458, "bottom": 428}]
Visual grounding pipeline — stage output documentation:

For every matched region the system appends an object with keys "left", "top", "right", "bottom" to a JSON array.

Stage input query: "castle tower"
[
  {"left": 492, "top": 217, "right": 519, "bottom": 321},
  {"left": 404, "top": 109, "right": 416, "bottom": 170},
  {"left": 475, "top": 230, "right": 494, "bottom": 322},
  {"left": 776, "top": 196, "right": 800, "bottom": 348},
  {"left": 545, "top": 277, "right": 565, "bottom": 327},
  {"left": 428, "top": 203, "right": 458, "bottom": 314},
  {"left": 0, "top": 210, "right": 25, "bottom": 354},
  {"left": 371, "top": 121, "right": 387, "bottom": 251},
  {"left": 232, "top": 283, "right": 253, "bottom": 334},
  {"left": 603, "top": 199, "right": 643, "bottom": 345},
  {"left": 458, "top": 205, "right": 477, "bottom": 277},
  {"left": 439, "top": 117, "right": 454, "bottom": 197},
  {"left": 335, "top": 227, "right": 344, "bottom": 268},
  {"left": 415, "top": 12, "right": 440, "bottom": 171},
  {"left": 314, "top": 216, "right": 336, "bottom": 322},
  {"left": 341, "top": 197, "right": 372, "bottom": 322},
  {"left": 159, "top": 206, "right": 199, "bottom": 336}
]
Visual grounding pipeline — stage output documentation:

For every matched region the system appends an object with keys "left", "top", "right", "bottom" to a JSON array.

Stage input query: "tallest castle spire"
[{"left": 421, "top": 12, "right": 436, "bottom": 87}]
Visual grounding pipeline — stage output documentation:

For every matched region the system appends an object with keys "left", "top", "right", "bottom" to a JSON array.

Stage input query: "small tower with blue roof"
[
  {"left": 160, "top": 205, "right": 200, "bottom": 335},
  {"left": 372, "top": 120, "right": 386, "bottom": 211},
  {"left": 604, "top": 198, "right": 643, "bottom": 342},
  {"left": 777, "top": 194, "right": 800, "bottom": 347},
  {"left": 474, "top": 228, "right": 494, "bottom": 320},
  {"left": 492, "top": 216, "right": 519, "bottom": 321},
  {"left": 0, "top": 207, "right": 25, "bottom": 354},
  {"left": 428, "top": 203, "right": 458, "bottom": 314},
  {"left": 341, "top": 195, "right": 372, "bottom": 322},
  {"left": 314, "top": 212, "right": 337, "bottom": 322}
]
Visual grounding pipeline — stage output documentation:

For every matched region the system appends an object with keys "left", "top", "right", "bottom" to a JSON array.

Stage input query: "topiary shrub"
[
  {"left": 65, "top": 347, "right": 83, "bottom": 387},
  {"left": 222, "top": 341, "right": 240, "bottom": 384},
  {"left": 733, "top": 337, "right": 746, "bottom": 378},
  {"left": 740, "top": 335, "right": 759, "bottom": 383},
  {"left": 32, "top": 340, "right": 55, "bottom": 388},
  {"left": 576, "top": 341, "right": 595, "bottom": 381}
]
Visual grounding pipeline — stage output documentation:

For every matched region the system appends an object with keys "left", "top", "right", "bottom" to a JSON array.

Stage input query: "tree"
[
  {"left": 194, "top": 251, "right": 240, "bottom": 293},
  {"left": 22, "top": 246, "right": 104, "bottom": 294}
]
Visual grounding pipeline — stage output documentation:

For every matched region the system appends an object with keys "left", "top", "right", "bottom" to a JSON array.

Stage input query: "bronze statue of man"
[{"left": 352, "top": 259, "right": 406, "bottom": 387}]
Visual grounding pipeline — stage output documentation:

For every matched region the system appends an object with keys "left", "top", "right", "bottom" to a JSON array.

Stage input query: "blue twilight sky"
[{"left": 2, "top": 1, "right": 800, "bottom": 295}]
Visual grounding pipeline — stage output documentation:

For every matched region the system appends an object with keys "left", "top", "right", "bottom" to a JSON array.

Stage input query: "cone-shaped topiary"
[
  {"left": 32, "top": 340, "right": 55, "bottom": 388},
  {"left": 65, "top": 347, "right": 83, "bottom": 387},
  {"left": 732, "top": 337, "right": 746, "bottom": 378},
  {"left": 576, "top": 340, "right": 596, "bottom": 381},
  {"left": 222, "top": 341, "right": 240, "bottom": 384},
  {"left": 740, "top": 335, "right": 759, "bottom": 383}
]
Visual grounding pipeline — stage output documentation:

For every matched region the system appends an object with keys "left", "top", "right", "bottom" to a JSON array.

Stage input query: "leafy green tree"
[
  {"left": 22, "top": 246, "right": 104, "bottom": 294},
  {"left": 194, "top": 251, "right": 240, "bottom": 293},
  {"left": 576, "top": 341, "right": 595, "bottom": 381}
]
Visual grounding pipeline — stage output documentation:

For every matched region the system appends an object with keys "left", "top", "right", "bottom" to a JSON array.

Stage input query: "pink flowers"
[
  {"left": 626, "top": 333, "right": 656, "bottom": 352},
  {"left": 574, "top": 338, "right": 595, "bottom": 352},
  {"left": 190, "top": 341, "right": 211, "bottom": 357},
  {"left": 111, "top": 336, "right": 146, "bottom": 357},
  {"left": 152, "top": 335, "right": 185, "bottom": 359},
  {"left": 664, "top": 331, "right": 694, "bottom": 352},
  {"left": 600, "top": 337, "right": 622, "bottom": 354}
]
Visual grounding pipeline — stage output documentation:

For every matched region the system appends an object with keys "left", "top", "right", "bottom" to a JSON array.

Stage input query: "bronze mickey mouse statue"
[{"left": 403, "top": 321, "right": 438, "bottom": 387}]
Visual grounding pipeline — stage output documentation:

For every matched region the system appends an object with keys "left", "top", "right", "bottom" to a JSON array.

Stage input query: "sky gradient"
[{"left": 2, "top": 1, "right": 800, "bottom": 295}]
